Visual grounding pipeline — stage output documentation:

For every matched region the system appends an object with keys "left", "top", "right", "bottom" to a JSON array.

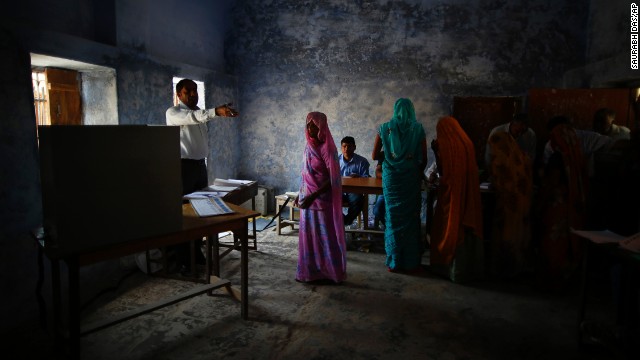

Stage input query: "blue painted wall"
[
  {"left": 226, "top": 0, "right": 588, "bottom": 195},
  {"left": 0, "top": 0, "right": 635, "bottom": 343}
]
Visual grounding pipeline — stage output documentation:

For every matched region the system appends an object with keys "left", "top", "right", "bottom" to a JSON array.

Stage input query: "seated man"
[{"left": 339, "top": 136, "right": 370, "bottom": 226}]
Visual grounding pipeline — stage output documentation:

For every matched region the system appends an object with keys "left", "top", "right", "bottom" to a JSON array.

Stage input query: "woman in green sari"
[{"left": 372, "top": 98, "right": 427, "bottom": 272}]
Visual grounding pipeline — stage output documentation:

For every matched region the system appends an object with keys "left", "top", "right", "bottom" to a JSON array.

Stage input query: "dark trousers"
[
  {"left": 342, "top": 193, "right": 364, "bottom": 226},
  {"left": 181, "top": 159, "right": 208, "bottom": 196},
  {"left": 174, "top": 159, "right": 208, "bottom": 268}
]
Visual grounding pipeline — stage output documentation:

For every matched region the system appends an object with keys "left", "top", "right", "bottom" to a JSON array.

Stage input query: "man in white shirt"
[
  {"left": 166, "top": 78, "right": 238, "bottom": 195},
  {"left": 593, "top": 108, "right": 631, "bottom": 142},
  {"left": 166, "top": 78, "right": 238, "bottom": 274},
  {"left": 484, "top": 113, "right": 537, "bottom": 169}
]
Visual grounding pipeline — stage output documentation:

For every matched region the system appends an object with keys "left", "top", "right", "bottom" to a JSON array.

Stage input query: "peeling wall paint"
[{"left": 226, "top": 0, "right": 588, "bottom": 194}]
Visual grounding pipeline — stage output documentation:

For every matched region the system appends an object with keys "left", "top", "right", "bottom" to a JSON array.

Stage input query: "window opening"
[{"left": 32, "top": 70, "right": 50, "bottom": 126}]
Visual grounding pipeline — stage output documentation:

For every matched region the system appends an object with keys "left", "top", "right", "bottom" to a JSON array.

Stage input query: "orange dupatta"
[{"left": 431, "top": 116, "right": 483, "bottom": 265}]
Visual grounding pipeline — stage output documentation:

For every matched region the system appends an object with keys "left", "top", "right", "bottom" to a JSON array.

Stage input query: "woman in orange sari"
[
  {"left": 430, "top": 116, "right": 484, "bottom": 283},
  {"left": 487, "top": 131, "right": 533, "bottom": 278}
]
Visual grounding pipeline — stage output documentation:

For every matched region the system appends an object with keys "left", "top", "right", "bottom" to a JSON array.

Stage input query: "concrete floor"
[{"left": 11, "top": 228, "right": 627, "bottom": 360}]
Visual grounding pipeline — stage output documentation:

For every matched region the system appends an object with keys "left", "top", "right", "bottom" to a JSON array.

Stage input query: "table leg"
[
  {"left": 577, "top": 241, "right": 590, "bottom": 346},
  {"left": 206, "top": 235, "right": 213, "bottom": 295},
  {"left": 51, "top": 258, "right": 62, "bottom": 355},
  {"left": 241, "top": 220, "right": 248, "bottom": 319},
  {"left": 362, "top": 195, "right": 369, "bottom": 230},
  {"left": 276, "top": 200, "right": 283, "bottom": 235},
  {"left": 67, "top": 257, "right": 81, "bottom": 360},
  {"left": 212, "top": 233, "right": 220, "bottom": 277}
]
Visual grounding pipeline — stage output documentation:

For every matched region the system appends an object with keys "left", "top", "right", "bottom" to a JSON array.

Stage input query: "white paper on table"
[
  {"left": 227, "top": 179, "right": 253, "bottom": 185},
  {"left": 189, "top": 197, "right": 234, "bottom": 217},
  {"left": 571, "top": 229, "right": 625, "bottom": 244},
  {"left": 619, "top": 233, "right": 640, "bottom": 253},
  {"left": 183, "top": 191, "right": 222, "bottom": 200},
  {"left": 208, "top": 185, "right": 238, "bottom": 192}
]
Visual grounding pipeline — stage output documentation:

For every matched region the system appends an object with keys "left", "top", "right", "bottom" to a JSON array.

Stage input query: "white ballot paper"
[{"left": 190, "top": 197, "right": 235, "bottom": 217}]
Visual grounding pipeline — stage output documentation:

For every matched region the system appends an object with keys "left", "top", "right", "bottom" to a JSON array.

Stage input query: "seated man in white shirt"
[
  {"left": 339, "top": 136, "right": 370, "bottom": 227},
  {"left": 484, "top": 113, "right": 537, "bottom": 170},
  {"left": 166, "top": 78, "right": 238, "bottom": 275}
]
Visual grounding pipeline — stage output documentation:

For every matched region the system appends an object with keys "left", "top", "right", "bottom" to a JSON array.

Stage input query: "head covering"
[
  {"left": 432, "top": 116, "right": 483, "bottom": 264},
  {"left": 300, "top": 111, "right": 344, "bottom": 224},
  {"left": 380, "top": 98, "right": 425, "bottom": 166}
]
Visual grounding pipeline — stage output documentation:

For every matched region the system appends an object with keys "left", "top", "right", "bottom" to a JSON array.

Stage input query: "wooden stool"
[{"left": 275, "top": 194, "right": 300, "bottom": 234}]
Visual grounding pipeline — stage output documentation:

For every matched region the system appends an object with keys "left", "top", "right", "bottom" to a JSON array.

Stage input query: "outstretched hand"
[{"left": 216, "top": 102, "right": 239, "bottom": 117}]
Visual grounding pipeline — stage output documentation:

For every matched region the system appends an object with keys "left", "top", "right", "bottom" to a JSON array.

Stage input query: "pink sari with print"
[{"left": 296, "top": 112, "right": 346, "bottom": 283}]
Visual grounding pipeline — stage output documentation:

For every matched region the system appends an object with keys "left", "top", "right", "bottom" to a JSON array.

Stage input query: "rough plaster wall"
[
  {"left": 564, "top": 1, "right": 638, "bottom": 87},
  {"left": 205, "top": 74, "right": 240, "bottom": 181},
  {"left": 227, "top": 0, "right": 587, "bottom": 194},
  {"left": 116, "top": 0, "right": 233, "bottom": 70},
  {"left": 587, "top": 0, "right": 628, "bottom": 63},
  {"left": 115, "top": 55, "right": 176, "bottom": 126},
  {"left": 82, "top": 70, "right": 119, "bottom": 125},
  {"left": 1, "top": 0, "right": 237, "bottom": 334}
]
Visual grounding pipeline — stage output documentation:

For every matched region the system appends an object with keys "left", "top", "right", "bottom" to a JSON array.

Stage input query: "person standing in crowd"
[
  {"left": 339, "top": 136, "right": 370, "bottom": 227},
  {"left": 430, "top": 116, "right": 484, "bottom": 283},
  {"left": 166, "top": 78, "right": 238, "bottom": 275},
  {"left": 484, "top": 113, "right": 537, "bottom": 169},
  {"left": 371, "top": 98, "right": 427, "bottom": 273},
  {"left": 486, "top": 131, "right": 533, "bottom": 278},
  {"left": 593, "top": 107, "right": 630, "bottom": 142},
  {"left": 294, "top": 112, "right": 347, "bottom": 284},
  {"left": 536, "top": 117, "right": 589, "bottom": 290}
]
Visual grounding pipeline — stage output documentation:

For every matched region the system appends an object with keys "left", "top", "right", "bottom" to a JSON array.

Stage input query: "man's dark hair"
[
  {"left": 512, "top": 113, "right": 529, "bottom": 125},
  {"left": 547, "top": 115, "right": 572, "bottom": 132},
  {"left": 341, "top": 136, "right": 356, "bottom": 145},
  {"left": 593, "top": 107, "right": 616, "bottom": 130},
  {"left": 176, "top": 78, "right": 195, "bottom": 93}
]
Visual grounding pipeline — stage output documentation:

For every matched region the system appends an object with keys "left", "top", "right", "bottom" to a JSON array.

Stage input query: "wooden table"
[
  {"left": 41, "top": 202, "right": 259, "bottom": 359},
  {"left": 341, "top": 177, "right": 383, "bottom": 233},
  {"left": 222, "top": 181, "right": 259, "bottom": 250}
]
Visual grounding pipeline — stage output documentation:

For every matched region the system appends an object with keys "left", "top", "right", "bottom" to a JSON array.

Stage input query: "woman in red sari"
[{"left": 294, "top": 112, "right": 347, "bottom": 283}]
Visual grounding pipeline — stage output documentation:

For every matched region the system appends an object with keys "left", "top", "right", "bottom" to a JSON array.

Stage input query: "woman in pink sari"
[{"left": 294, "top": 112, "right": 347, "bottom": 283}]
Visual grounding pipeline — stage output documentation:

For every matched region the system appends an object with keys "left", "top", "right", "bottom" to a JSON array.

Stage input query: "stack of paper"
[
  {"left": 184, "top": 191, "right": 225, "bottom": 200},
  {"left": 190, "top": 197, "right": 234, "bottom": 217},
  {"left": 571, "top": 229, "right": 625, "bottom": 244},
  {"left": 620, "top": 233, "right": 640, "bottom": 253},
  {"left": 208, "top": 178, "right": 253, "bottom": 192},
  {"left": 572, "top": 229, "right": 640, "bottom": 253}
]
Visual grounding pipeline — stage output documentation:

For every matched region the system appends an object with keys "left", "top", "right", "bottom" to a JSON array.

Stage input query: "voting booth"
[{"left": 38, "top": 125, "right": 183, "bottom": 253}]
